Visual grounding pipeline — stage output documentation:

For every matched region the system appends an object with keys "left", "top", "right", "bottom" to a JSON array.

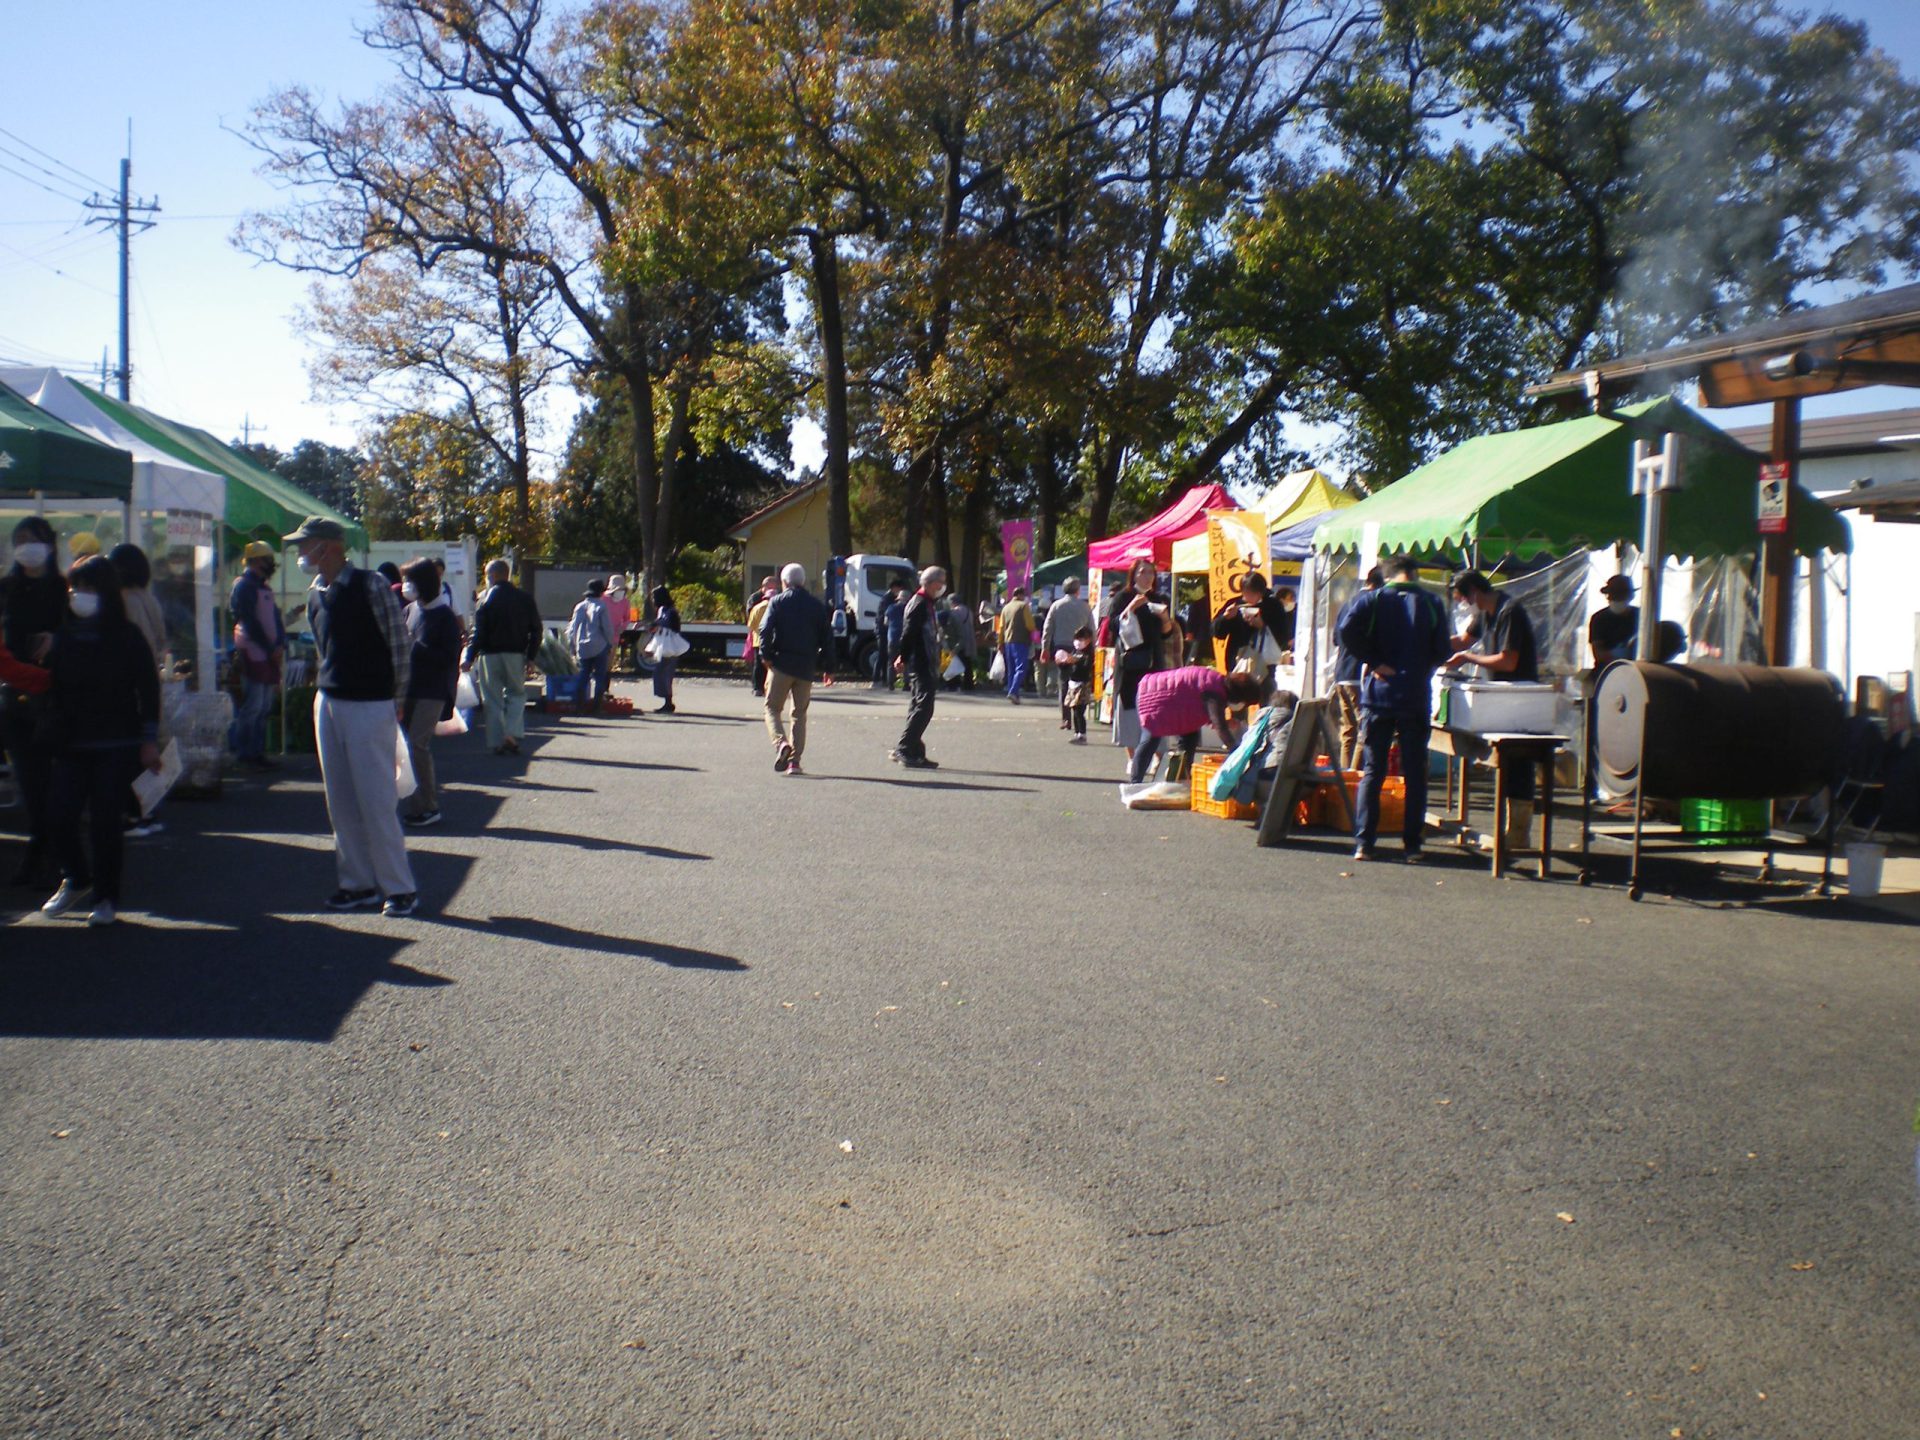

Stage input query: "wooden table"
[{"left": 1429, "top": 727, "right": 1570, "bottom": 879}]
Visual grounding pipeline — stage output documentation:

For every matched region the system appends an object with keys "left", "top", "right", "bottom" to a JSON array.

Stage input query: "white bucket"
[{"left": 1845, "top": 842, "right": 1886, "bottom": 899}]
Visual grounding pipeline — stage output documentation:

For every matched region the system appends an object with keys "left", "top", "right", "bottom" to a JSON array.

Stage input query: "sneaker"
[
  {"left": 1009, "top": 693, "right": 1022, "bottom": 705},
  {"left": 41, "top": 880, "right": 88, "bottom": 917},
  {"left": 1351, "top": 845, "right": 1377, "bottom": 863},
  {"left": 1070, "top": 734, "right": 1087, "bottom": 745},
  {"left": 887, "top": 749, "right": 903, "bottom": 764},
  {"left": 901, "top": 755, "right": 940, "bottom": 770},
  {"left": 326, "top": 888, "right": 381, "bottom": 911},
  {"left": 87, "top": 901, "right": 117, "bottom": 927},
  {"left": 403, "top": 810, "right": 442, "bottom": 828},
  {"left": 126, "top": 818, "right": 165, "bottom": 839},
  {"left": 774, "top": 741, "right": 793, "bottom": 773},
  {"left": 383, "top": 892, "right": 418, "bottom": 918},
  {"left": 1404, "top": 848, "right": 1429, "bottom": 865},
  {"left": 785, "top": 761, "right": 804, "bottom": 777}
]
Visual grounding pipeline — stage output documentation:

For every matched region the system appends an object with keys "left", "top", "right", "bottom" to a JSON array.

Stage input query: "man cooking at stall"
[
  {"left": 1587, "top": 575, "right": 1639, "bottom": 667},
  {"left": 1445, "top": 570, "right": 1542, "bottom": 855}
]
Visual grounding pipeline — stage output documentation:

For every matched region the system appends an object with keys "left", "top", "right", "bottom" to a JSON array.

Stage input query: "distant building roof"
[
  {"left": 1723, "top": 406, "right": 1920, "bottom": 458},
  {"left": 726, "top": 478, "right": 826, "bottom": 541}
]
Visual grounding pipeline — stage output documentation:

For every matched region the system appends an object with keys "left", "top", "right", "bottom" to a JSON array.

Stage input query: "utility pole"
[{"left": 83, "top": 125, "right": 159, "bottom": 402}]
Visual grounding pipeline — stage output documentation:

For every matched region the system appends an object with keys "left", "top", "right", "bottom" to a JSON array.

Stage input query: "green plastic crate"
[{"left": 1679, "top": 797, "right": 1771, "bottom": 847}]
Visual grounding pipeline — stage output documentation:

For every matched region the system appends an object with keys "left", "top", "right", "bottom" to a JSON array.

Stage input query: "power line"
[
  {"left": 0, "top": 124, "right": 111, "bottom": 191},
  {"left": 0, "top": 158, "right": 90, "bottom": 206},
  {"left": 0, "top": 139, "right": 100, "bottom": 202},
  {"left": 0, "top": 236, "right": 115, "bottom": 295}
]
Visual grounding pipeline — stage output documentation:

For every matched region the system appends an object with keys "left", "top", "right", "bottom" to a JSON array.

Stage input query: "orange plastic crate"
[
  {"left": 1190, "top": 755, "right": 1260, "bottom": 821},
  {"left": 1307, "top": 771, "right": 1404, "bottom": 832}
]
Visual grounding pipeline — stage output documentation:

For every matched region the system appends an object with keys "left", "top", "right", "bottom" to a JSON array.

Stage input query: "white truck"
[{"left": 831, "top": 553, "right": 920, "bottom": 679}]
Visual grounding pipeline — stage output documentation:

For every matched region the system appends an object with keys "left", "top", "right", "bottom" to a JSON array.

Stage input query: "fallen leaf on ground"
[
  {"left": 1556, "top": 1212, "right": 1576, "bottom": 1224},
  {"left": 408, "top": 1042, "right": 426, "bottom": 1052},
  {"left": 621, "top": 1339, "right": 647, "bottom": 1350},
  {"left": 1212, "top": 1076, "right": 1228, "bottom": 1084},
  {"left": 1790, "top": 1261, "right": 1814, "bottom": 1271},
  {"left": 51, "top": 1130, "right": 69, "bottom": 1139},
  {"left": 437, "top": 1131, "right": 450, "bottom": 1139},
  {"left": 781, "top": 1002, "right": 795, "bottom": 1010},
  {"left": 1576, "top": 917, "right": 1593, "bottom": 925},
  {"left": 838, "top": 1140, "right": 855, "bottom": 1153}
]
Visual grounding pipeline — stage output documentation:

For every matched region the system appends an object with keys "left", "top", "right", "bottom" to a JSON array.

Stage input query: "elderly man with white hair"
[
  {"left": 890, "top": 565, "right": 948, "bottom": 769},
  {"left": 756, "top": 561, "right": 833, "bottom": 775}
]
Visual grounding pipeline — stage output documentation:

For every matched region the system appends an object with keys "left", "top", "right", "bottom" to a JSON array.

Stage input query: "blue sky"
[{"left": 2, "top": 0, "right": 1919, "bottom": 468}]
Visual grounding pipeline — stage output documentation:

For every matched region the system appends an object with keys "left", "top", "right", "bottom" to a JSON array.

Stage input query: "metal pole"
[{"left": 116, "top": 156, "right": 130, "bottom": 400}]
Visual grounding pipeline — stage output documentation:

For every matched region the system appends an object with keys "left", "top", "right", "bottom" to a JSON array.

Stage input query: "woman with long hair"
[
  {"left": 40, "top": 554, "right": 162, "bottom": 925},
  {"left": 646, "top": 584, "right": 683, "bottom": 715}
]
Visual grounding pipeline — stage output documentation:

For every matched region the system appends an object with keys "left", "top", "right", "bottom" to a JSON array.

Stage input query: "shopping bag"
[
  {"left": 1118, "top": 609, "right": 1144, "bottom": 650},
  {"left": 455, "top": 672, "right": 480, "bottom": 711},
  {"left": 942, "top": 652, "right": 964, "bottom": 681},
  {"left": 394, "top": 726, "right": 418, "bottom": 800},
  {"left": 434, "top": 707, "right": 469, "bottom": 739},
  {"left": 989, "top": 649, "right": 1007, "bottom": 684},
  {"left": 1119, "top": 780, "right": 1190, "bottom": 810},
  {"left": 647, "top": 628, "right": 691, "bottom": 661}
]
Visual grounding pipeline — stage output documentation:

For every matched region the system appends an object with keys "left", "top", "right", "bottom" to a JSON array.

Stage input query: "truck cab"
[{"left": 832, "top": 553, "right": 919, "bottom": 678}]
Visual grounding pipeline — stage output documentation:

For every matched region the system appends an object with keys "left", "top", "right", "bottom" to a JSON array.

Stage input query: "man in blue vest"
[
  {"left": 287, "top": 515, "right": 417, "bottom": 917},
  {"left": 1337, "top": 555, "right": 1452, "bottom": 863}
]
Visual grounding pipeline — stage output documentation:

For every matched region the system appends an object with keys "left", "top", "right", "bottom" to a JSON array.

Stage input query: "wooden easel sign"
[{"left": 1256, "top": 697, "right": 1353, "bottom": 847}]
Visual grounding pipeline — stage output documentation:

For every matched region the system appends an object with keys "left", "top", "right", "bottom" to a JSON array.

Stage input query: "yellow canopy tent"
[{"left": 1166, "top": 469, "right": 1355, "bottom": 574}]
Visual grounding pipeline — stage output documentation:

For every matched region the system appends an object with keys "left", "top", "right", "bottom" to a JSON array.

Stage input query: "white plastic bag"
[
  {"left": 942, "top": 653, "right": 964, "bottom": 681},
  {"left": 434, "top": 707, "right": 469, "bottom": 739},
  {"left": 455, "top": 672, "right": 480, "bottom": 711},
  {"left": 989, "top": 648, "right": 1007, "bottom": 684},
  {"left": 1118, "top": 780, "right": 1189, "bottom": 810},
  {"left": 647, "top": 628, "right": 691, "bottom": 661},
  {"left": 1118, "top": 608, "right": 1144, "bottom": 650},
  {"left": 394, "top": 726, "right": 417, "bottom": 800}
]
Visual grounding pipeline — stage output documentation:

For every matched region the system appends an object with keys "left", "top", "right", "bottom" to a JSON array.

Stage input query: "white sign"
[{"left": 165, "top": 513, "right": 213, "bottom": 547}]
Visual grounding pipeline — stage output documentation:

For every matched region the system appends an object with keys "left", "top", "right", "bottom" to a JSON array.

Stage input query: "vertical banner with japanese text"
[{"left": 1206, "top": 510, "right": 1270, "bottom": 670}]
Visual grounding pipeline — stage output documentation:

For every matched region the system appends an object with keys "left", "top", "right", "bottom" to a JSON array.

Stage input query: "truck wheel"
[{"left": 853, "top": 639, "right": 877, "bottom": 680}]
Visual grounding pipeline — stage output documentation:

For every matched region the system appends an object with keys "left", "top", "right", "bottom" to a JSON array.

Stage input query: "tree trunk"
[
  {"left": 652, "top": 380, "right": 694, "bottom": 592},
  {"left": 902, "top": 451, "right": 930, "bottom": 562},
  {"left": 1034, "top": 426, "right": 1067, "bottom": 561},
  {"left": 622, "top": 364, "right": 662, "bottom": 600},
  {"left": 927, "top": 447, "right": 954, "bottom": 577},
  {"left": 808, "top": 234, "right": 854, "bottom": 558},
  {"left": 958, "top": 455, "right": 992, "bottom": 607},
  {"left": 1087, "top": 433, "right": 1123, "bottom": 550},
  {"left": 1162, "top": 368, "right": 1292, "bottom": 504}
]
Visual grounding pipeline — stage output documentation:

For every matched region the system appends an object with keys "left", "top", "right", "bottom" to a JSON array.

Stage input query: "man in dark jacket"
[
  {"left": 758, "top": 562, "right": 833, "bottom": 776},
  {"left": 873, "top": 580, "right": 906, "bottom": 690},
  {"left": 1338, "top": 555, "right": 1451, "bottom": 862},
  {"left": 462, "top": 559, "right": 542, "bottom": 755},
  {"left": 890, "top": 566, "right": 947, "bottom": 769}
]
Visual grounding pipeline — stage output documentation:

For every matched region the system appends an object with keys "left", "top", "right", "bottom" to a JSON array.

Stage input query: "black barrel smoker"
[{"left": 1586, "top": 662, "right": 1846, "bottom": 899}]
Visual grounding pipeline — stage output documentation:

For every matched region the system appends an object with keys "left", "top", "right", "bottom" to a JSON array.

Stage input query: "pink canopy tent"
[{"left": 1086, "top": 483, "right": 1239, "bottom": 570}]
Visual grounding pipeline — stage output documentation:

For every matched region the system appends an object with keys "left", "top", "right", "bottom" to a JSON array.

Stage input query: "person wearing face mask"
[
  {"left": 2, "top": 517, "right": 68, "bottom": 886},
  {"left": 602, "top": 574, "right": 633, "bottom": 672},
  {"left": 38, "top": 554, "right": 162, "bottom": 925},
  {"left": 1588, "top": 575, "right": 1639, "bottom": 667},
  {"left": 288, "top": 515, "right": 417, "bottom": 918},
  {"left": 400, "top": 557, "right": 462, "bottom": 828},
  {"left": 1105, "top": 557, "right": 1170, "bottom": 767},
  {"left": 890, "top": 566, "right": 948, "bottom": 769},
  {"left": 227, "top": 541, "right": 286, "bottom": 772}
]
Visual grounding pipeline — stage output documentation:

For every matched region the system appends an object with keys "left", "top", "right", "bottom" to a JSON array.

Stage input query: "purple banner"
[{"left": 1001, "top": 520, "right": 1035, "bottom": 596}]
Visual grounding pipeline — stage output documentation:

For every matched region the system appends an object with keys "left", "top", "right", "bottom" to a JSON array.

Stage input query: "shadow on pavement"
[
  {"left": 424, "top": 913, "right": 749, "bottom": 970},
  {"left": 1, "top": 912, "right": 448, "bottom": 1041},
  {"left": 813, "top": 773, "right": 1037, "bottom": 795},
  {"left": 478, "top": 826, "right": 709, "bottom": 861},
  {"left": 541, "top": 755, "right": 703, "bottom": 774}
]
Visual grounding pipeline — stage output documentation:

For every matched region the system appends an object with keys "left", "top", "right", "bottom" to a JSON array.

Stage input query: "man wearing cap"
[
  {"left": 566, "top": 578, "right": 617, "bottom": 713},
  {"left": 227, "top": 541, "right": 286, "bottom": 771},
  {"left": 286, "top": 515, "right": 417, "bottom": 917},
  {"left": 463, "top": 559, "right": 543, "bottom": 754},
  {"left": 1588, "top": 575, "right": 1639, "bottom": 667}
]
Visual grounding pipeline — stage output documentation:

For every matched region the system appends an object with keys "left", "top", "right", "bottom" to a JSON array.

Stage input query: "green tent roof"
[
  {"left": 0, "top": 381, "right": 132, "bottom": 501},
  {"left": 79, "top": 385, "right": 366, "bottom": 550},
  {"left": 999, "top": 553, "right": 1088, "bottom": 589},
  {"left": 1314, "top": 398, "right": 1849, "bottom": 560}
]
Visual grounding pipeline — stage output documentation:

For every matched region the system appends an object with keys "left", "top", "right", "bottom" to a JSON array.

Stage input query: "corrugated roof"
[{"left": 1723, "top": 406, "right": 1920, "bottom": 457}]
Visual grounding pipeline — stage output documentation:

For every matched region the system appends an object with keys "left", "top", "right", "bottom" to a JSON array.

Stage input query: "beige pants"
[
  {"left": 1334, "top": 683, "right": 1362, "bottom": 772},
  {"left": 474, "top": 652, "right": 527, "bottom": 749},
  {"left": 764, "top": 670, "right": 813, "bottom": 760}
]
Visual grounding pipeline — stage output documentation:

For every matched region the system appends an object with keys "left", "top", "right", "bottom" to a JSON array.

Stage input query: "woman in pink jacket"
[{"left": 1127, "top": 666, "right": 1269, "bottom": 785}]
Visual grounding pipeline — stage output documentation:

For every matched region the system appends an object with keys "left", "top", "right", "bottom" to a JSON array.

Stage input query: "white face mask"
[
  {"left": 1607, "top": 599, "right": 1629, "bottom": 615},
  {"left": 297, "top": 554, "right": 319, "bottom": 576},
  {"left": 13, "top": 541, "right": 50, "bottom": 569},
  {"left": 402, "top": 582, "right": 418, "bottom": 602},
  {"left": 70, "top": 591, "right": 101, "bottom": 620}
]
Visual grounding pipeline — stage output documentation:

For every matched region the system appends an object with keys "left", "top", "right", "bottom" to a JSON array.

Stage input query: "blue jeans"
[
  {"left": 1355, "top": 710, "right": 1429, "bottom": 852},
  {"left": 1004, "top": 641, "right": 1031, "bottom": 696},
  {"left": 229, "top": 676, "right": 275, "bottom": 759},
  {"left": 579, "top": 649, "right": 610, "bottom": 710}
]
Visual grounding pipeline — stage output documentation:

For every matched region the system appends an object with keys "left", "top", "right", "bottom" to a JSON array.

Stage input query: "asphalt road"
[{"left": 4, "top": 675, "right": 1918, "bottom": 1438}]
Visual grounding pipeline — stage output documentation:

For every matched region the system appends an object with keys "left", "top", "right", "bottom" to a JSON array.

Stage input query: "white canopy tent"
[{"left": 1, "top": 366, "right": 226, "bottom": 691}]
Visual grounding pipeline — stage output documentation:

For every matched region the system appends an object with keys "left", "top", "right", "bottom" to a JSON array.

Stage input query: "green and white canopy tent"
[
  {"left": 1313, "top": 398, "right": 1849, "bottom": 562},
  {"left": 0, "top": 379, "right": 132, "bottom": 504}
]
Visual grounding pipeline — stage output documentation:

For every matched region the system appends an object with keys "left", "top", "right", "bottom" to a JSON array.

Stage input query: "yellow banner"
[{"left": 1206, "top": 510, "right": 1271, "bottom": 670}]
